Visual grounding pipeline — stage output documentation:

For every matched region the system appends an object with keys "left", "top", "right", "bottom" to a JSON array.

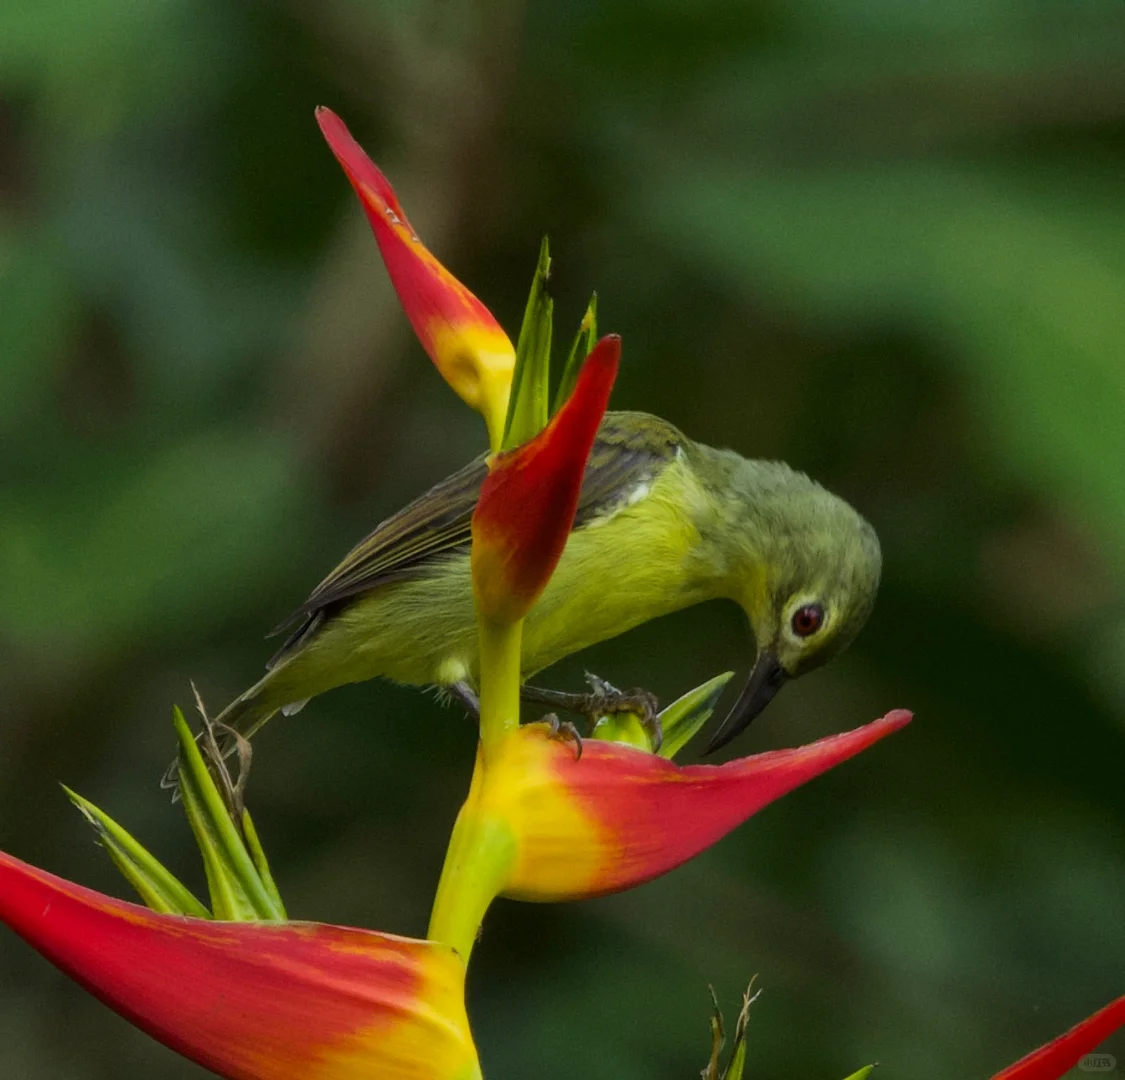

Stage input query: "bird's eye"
[{"left": 791, "top": 603, "right": 824, "bottom": 638}]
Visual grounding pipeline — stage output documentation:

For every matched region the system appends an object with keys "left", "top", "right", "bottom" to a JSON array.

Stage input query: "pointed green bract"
[
  {"left": 554, "top": 292, "right": 598, "bottom": 414},
  {"left": 178, "top": 770, "right": 258, "bottom": 920},
  {"left": 724, "top": 1040, "right": 748, "bottom": 1080},
  {"left": 657, "top": 672, "right": 734, "bottom": 759},
  {"left": 589, "top": 671, "right": 734, "bottom": 757},
  {"left": 502, "top": 237, "right": 553, "bottom": 449},
  {"left": 63, "top": 786, "right": 210, "bottom": 918},
  {"left": 241, "top": 808, "right": 287, "bottom": 919},
  {"left": 173, "top": 707, "right": 286, "bottom": 922},
  {"left": 840, "top": 1068, "right": 876, "bottom": 1080},
  {"left": 62, "top": 713, "right": 287, "bottom": 923}
]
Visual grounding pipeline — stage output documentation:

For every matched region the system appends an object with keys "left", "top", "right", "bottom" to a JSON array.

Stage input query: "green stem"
[
  {"left": 430, "top": 595, "right": 524, "bottom": 957},
  {"left": 427, "top": 751, "right": 516, "bottom": 961},
  {"left": 477, "top": 616, "right": 523, "bottom": 758}
]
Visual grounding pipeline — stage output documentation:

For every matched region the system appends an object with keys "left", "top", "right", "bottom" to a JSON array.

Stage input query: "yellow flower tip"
[
  {"left": 316, "top": 106, "right": 515, "bottom": 443},
  {"left": 430, "top": 325, "right": 514, "bottom": 451}
]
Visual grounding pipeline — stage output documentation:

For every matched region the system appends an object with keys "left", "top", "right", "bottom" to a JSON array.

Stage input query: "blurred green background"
[{"left": 2, "top": 1, "right": 1124, "bottom": 1076}]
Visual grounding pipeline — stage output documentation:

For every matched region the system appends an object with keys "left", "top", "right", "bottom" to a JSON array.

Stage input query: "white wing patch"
[{"left": 582, "top": 475, "right": 655, "bottom": 529}]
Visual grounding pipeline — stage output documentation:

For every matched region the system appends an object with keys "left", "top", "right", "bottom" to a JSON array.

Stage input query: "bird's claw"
[
  {"left": 545, "top": 713, "right": 583, "bottom": 760},
  {"left": 448, "top": 680, "right": 481, "bottom": 718},
  {"left": 519, "top": 676, "right": 662, "bottom": 752},
  {"left": 582, "top": 673, "right": 663, "bottom": 752}
]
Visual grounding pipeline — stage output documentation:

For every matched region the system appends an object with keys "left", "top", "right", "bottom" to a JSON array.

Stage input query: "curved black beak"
[{"left": 704, "top": 648, "right": 788, "bottom": 754}]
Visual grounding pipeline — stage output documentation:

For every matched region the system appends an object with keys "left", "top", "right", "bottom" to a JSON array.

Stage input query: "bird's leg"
[
  {"left": 543, "top": 712, "right": 583, "bottom": 760},
  {"left": 520, "top": 673, "right": 663, "bottom": 752},
  {"left": 450, "top": 676, "right": 660, "bottom": 753},
  {"left": 448, "top": 680, "right": 481, "bottom": 716},
  {"left": 449, "top": 681, "right": 581, "bottom": 757},
  {"left": 447, "top": 682, "right": 580, "bottom": 756}
]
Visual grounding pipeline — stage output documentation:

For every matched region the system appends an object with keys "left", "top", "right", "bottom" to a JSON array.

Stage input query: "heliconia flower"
[
  {"left": 989, "top": 994, "right": 1125, "bottom": 1080},
  {"left": 0, "top": 851, "right": 480, "bottom": 1080},
  {"left": 493, "top": 709, "right": 911, "bottom": 901},
  {"left": 316, "top": 106, "right": 515, "bottom": 450},
  {"left": 429, "top": 710, "right": 910, "bottom": 954},
  {"left": 471, "top": 334, "right": 619, "bottom": 625}
]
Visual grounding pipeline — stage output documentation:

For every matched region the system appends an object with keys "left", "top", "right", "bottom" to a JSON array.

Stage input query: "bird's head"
[{"left": 705, "top": 469, "right": 882, "bottom": 753}]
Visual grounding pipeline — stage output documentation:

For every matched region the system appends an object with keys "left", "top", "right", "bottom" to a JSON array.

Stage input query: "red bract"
[
  {"left": 0, "top": 852, "right": 480, "bottom": 1080},
  {"left": 474, "top": 710, "right": 911, "bottom": 902},
  {"left": 471, "top": 335, "right": 620, "bottom": 624},
  {"left": 990, "top": 995, "right": 1125, "bottom": 1080},
  {"left": 316, "top": 106, "right": 515, "bottom": 448}
]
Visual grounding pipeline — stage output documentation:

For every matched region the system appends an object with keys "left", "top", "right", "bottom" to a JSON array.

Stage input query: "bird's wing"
[
  {"left": 572, "top": 410, "right": 685, "bottom": 525},
  {"left": 268, "top": 411, "right": 685, "bottom": 665}
]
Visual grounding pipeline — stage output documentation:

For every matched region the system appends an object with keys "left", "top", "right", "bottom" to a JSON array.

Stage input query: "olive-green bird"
[{"left": 210, "top": 410, "right": 881, "bottom": 756}]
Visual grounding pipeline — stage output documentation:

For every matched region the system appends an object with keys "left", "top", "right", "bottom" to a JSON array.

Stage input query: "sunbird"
[{"left": 211, "top": 410, "right": 881, "bottom": 756}]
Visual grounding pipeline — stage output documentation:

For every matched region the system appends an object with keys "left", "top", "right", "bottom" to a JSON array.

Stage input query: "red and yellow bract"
[
  {"left": 316, "top": 107, "right": 515, "bottom": 450},
  {"left": 472, "top": 334, "right": 620, "bottom": 624},
  {"left": 0, "top": 851, "right": 480, "bottom": 1080},
  {"left": 487, "top": 710, "right": 911, "bottom": 901},
  {"left": 990, "top": 994, "right": 1125, "bottom": 1080},
  {"left": 429, "top": 710, "right": 910, "bottom": 956}
]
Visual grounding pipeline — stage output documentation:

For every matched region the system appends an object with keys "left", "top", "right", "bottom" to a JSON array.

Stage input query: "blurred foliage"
[{"left": 2, "top": 1, "right": 1124, "bottom": 1078}]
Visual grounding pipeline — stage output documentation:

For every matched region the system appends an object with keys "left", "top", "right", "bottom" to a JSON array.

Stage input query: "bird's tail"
[{"left": 159, "top": 681, "right": 281, "bottom": 794}]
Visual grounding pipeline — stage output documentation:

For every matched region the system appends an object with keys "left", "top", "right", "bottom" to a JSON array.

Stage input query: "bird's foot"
[
  {"left": 584, "top": 673, "right": 663, "bottom": 752},
  {"left": 520, "top": 674, "right": 663, "bottom": 752},
  {"left": 448, "top": 680, "right": 481, "bottom": 717},
  {"left": 544, "top": 713, "right": 583, "bottom": 760}
]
